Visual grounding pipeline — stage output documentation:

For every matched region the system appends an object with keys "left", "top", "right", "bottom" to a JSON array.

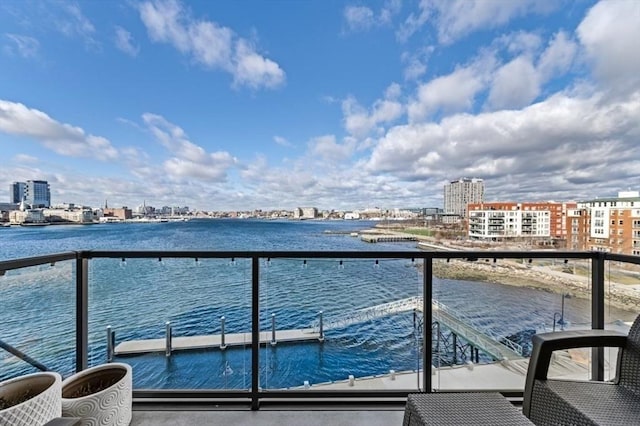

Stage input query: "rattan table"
[{"left": 403, "top": 393, "right": 534, "bottom": 426}]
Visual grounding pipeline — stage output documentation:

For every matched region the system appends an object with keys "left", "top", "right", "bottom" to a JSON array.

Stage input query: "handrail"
[
  {"left": 0, "top": 338, "right": 48, "bottom": 372},
  {"left": 432, "top": 299, "right": 524, "bottom": 356},
  {"left": 79, "top": 249, "right": 596, "bottom": 260},
  {"left": 0, "top": 251, "right": 77, "bottom": 272}
]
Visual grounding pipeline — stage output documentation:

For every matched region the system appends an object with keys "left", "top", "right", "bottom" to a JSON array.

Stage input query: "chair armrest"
[{"left": 522, "top": 329, "right": 626, "bottom": 417}]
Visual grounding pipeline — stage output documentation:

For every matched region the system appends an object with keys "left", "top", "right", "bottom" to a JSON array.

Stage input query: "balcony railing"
[{"left": 1, "top": 250, "right": 638, "bottom": 409}]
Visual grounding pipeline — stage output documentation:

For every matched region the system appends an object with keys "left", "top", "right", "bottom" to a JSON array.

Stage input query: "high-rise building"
[
  {"left": 24, "top": 180, "right": 51, "bottom": 208},
  {"left": 10, "top": 182, "right": 26, "bottom": 204},
  {"left": 444, "top": 178, "right": 484, "bottom": 218}
]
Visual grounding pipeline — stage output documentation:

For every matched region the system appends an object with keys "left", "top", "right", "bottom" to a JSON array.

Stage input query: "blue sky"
[{"left": 1, "top": 0, "right": 640, "bottom": 211}]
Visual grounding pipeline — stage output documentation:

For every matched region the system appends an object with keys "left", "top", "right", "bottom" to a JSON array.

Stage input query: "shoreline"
[
  {"left": 367, "top": 226, "right": 640, "bottom": 313},
  {"left": 430, "top": 258, "right": 640, "bottom": 312}
]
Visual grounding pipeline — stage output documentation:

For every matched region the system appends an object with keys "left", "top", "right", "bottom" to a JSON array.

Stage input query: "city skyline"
[{"left": 1, "top": 1, "right": 639, "bottom": 211}]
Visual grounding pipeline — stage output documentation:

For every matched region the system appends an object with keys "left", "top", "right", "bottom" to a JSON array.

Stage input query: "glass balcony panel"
[
  {"left": 604, "top": 258, "right": 640, "bottom": 381},
  {"left": 259, "top": 257, "right": 422, "bottom": 392},
  {"left": 7, "top": 250, "right": 639, "bottom": 402},
  {"left": 431, "top": 257, "right": 594, "bottom": 391},
  {"left": 88, "top": 257, "right": 252, "bottom": 390},
  {"left": 0, "top": 260, "right": 76, "bottom": 381}
]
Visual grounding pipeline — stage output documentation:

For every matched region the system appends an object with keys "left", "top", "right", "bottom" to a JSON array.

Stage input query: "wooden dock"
[{"left": 114, "top": 329, "right": 321, "bottom": 356}]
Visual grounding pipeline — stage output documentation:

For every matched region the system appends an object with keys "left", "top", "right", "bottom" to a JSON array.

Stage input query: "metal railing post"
[
  {"left": 251, "top": 256, "right": 260, "bottom": 410},
  {"left": 220, "top": 316, "right": 226, "bottom": 350},
  {"left": 592, "top": 252, "right": 605, "bottom": 381},
  {"left": 423, "top": 254, "right": 433, "bottom": 392},
  {"left": 106, "top": 326, "right": 114, "bottom": 362},
  {"left": 165, "top": 321, "right": 172, "bottom": 357},
  {"left": 76, "top": 253, "right": 89, "bottom": 372},
  {"left": 271, "top": 313, "right": 277, "bottom": 346}
]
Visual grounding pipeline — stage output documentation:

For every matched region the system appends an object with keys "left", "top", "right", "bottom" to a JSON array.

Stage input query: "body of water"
[{"left": 0, "top": 219, "right": 636, "bottom": 390}]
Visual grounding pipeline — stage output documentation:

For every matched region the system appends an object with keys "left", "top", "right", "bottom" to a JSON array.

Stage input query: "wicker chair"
[{"left": 523, "top": 315, "right": 640, "bottom": 425}]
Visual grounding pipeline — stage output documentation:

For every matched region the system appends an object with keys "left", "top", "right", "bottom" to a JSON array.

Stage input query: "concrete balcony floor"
[{"left": 131, "top": 409, "right": 405, "bottom": 426}]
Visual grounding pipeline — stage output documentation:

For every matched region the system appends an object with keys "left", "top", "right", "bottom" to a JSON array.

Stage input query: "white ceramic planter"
[
  {"left": 0, "top": 371, "right": 62, "bottom": 426},
  {"left": 61, "top": 363, "right": 132, "bottom": 426}
]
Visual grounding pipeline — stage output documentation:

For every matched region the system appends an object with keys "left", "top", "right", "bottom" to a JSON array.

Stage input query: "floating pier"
[
  {"left": 360, "top": 234, "right": 417, "bottom": 243},
  {"left": 113, "top": 328, "right": 321, "bottom": 356}
]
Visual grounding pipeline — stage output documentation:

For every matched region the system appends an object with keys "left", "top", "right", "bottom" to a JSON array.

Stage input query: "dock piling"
[
  {"left": 318, "top": 311, "right": 324, "bottom": 342},
  {"left": 271, "top": 314, "right": 277, "bottom": 346},
  {"left": 106, "top": 325, "right": 114, "bottom": 362},
  {"left": 220, "top": 316, "right": 226, "bottom": 350},
  {"left": 452, "top": 333, "right": 457, "bottom": 364},
  {"left": 165, "top": 321, "right": 172, "bottom": 357}
]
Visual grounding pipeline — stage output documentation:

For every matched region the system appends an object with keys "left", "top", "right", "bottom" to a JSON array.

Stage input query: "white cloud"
[
  {"left": 537, "top": 31, "right": 577, "bottom": 82},
  {"left": 385, "top": 82, "right": 402, "bottom": 100},
  {"left": 57, "top": 3, "right": 98, "bottom": 48},
  {"left": 577, "top": 0, "right": 640, "bottom": 93},
  {"left": 142, "top": 113, "right": 236, "bottom": 181},
  {"left": 379, "top": 0, "right": 402, "bottom": 25},
  {"left": 307, "top": 135, "right": 356, "bottom": 162},
  {"left": 487, "top": 56, "right": 540, "bottom": 110},
  {"left": 344, "top": 6, "right": 375, "bottom": 32},
  {"left": 188, "top": 20, "right": 233, "bottom": 69},
  {"left": 0, "top": 100, "right": 118, "bottom": 160},
  {"left": 343, "top": 84, "right": 404, "bottom": 138},
  {"left": 13, "top": 154, "right": 38, "bottom": 164},
  {"left": 344, "top": 1, "right": 401, "bottom": 32},
  {"left": 233, "top": 39, "right": 285, "bottom": 89},
  {"left": 138, "top": 0, "right": 285, "bottom": 89},
  {"left": 368, "top": 90, "right": 640, "bottom": 201},
  {"left": 399, "top": 0, "right": 555, "bottom": 44},
  {"left": 484, "top": 30, "right": 577, "bottom": 110},
  {"left": 4, "top": 34, "right": 39, "bottom": 58},
  {"left": 115, "top": 26, "right": 140, "bottom": 57},
  {"left": 274, "top": 135, "right": 293, "bottom": 147},
  {"left": 396, "top": 0, "right": 431, "bottom": 42},
  {"left": 401, "top": 46, "right": 435, "bottom": 81},
  {"left": 498, "top": 31, "right": 542, "bottom": 56},
  {"left": 407, "top": 57, "right": 493, "bottom": 122}
]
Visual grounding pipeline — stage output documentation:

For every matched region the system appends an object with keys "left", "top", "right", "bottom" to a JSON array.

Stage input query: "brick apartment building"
[
  {"left": 468, "top": 201, "right": 575, "bottom": 244},
  {"left": 575, "top": 191, "right": 640, "bottom": 255},
  {"left": 467, "top": 191, "right": 640, "bottom": 256}
]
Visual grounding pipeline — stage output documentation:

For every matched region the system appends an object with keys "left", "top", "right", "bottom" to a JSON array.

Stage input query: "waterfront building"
[
  {"left": 293, "top": 207, "right": 318, "bottom": 219},
  {"left": 103, "top": 207, "right": 133, "bottom": 220},
  {"left": 19, "top": 180, "right": 51, "bottom": 208},
  {"left": 136, "top": 202, "right": 156, "bottom": 216},
  {"left": 43, "top": 207, "right": 94, "bottom": 223},
  {"left": 0, "top": 202, "right": 20, "bottom": 212},
  {"left": 344, "top": 211, "right": 360, "bottom": 220},
  {"left": 468, "top": 201, "right": 575, "bottom": 244},
  {"left": 565, "top": 207, "right": 590, "bottom": 251},
  {"left": 444, "top": 178, "right": 484, "bottom": 220},
  {"left": 9, "top": 181, "right": 26, "bottom": 204},
  {"left": 577, "top": 191, "right": 640, "bottom": 255},
  {"left": 9, "top": 208, "right": 46, "bottom": 224}
]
